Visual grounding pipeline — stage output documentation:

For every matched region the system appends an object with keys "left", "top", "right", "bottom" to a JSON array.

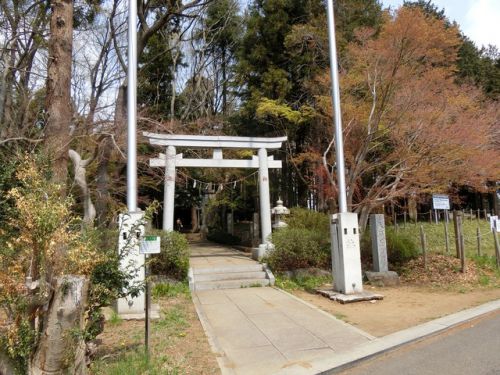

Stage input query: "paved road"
[{"left": 339, "top": 311, "right": 500, "bottom": 375}]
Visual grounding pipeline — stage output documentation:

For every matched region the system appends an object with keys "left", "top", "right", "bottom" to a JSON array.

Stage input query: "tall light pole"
[
  {"left": 326, "top": 0, "right": 347, "bottom": 214},
  {"left": 326, "top": 0, "right": 363, "bottom": 295},
  {"left": 117, "top": 0, "right": 146, "bottom": 319},
  {"left": 127, "top": 0, "right": 138, "bottom": 212}
]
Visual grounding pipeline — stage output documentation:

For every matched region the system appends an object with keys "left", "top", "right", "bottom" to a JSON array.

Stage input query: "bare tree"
[
  {"left": 0, "top": 0, "right": 50, "bottom": 140},
  {"left": 180, "top": 0, "right": 242, "bottom": 121},
  {"left": 44, "top": 0, "right": 74, "bottom": 187},
  {"left": 95, "top": 0, "right": 214, "bottom": 223}
]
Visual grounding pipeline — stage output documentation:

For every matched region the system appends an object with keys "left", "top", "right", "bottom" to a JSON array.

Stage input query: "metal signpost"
[
  {"left": 326, "top": 0, "right": 363, "bottom": 294},
  {"left": 127, "top": 0, "right": 138, "bottom": 212},
  {"left": 123, "top": 0, "right": 154, "bottom": 357},
  {"left": 327, "top": 0, "right": 347, "bottom": 214},
  {"left": 140, "top": 236, "right": 161, "bottom": 359}
]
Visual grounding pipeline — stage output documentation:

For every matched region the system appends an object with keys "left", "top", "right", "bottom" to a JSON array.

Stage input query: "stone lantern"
[{"left": 271, "top": 198, "right": 290, "bottom": 229}]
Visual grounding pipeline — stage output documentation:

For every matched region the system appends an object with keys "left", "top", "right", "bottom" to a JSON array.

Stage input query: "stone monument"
[{"left": 365, "top": 214, "right": 399, "bottom": 286}]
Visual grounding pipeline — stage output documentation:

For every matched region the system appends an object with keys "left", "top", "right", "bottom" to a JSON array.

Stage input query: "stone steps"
[
  {"left": 193, "top": 264, "right": 264, "bottom": 275},
  {"left": 195, "top": 271, "right": 268, "bottom": 282},
  {"left": 189, "top": 263, "right": 275, "bottom": 291},
  {"left": 194, "top": 278, "right": 270, "bottom": 291}
]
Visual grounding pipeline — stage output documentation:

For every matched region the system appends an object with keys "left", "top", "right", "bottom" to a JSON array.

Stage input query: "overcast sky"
[{"left": 382, "top": 0, "right": 500, "bottom": 48}]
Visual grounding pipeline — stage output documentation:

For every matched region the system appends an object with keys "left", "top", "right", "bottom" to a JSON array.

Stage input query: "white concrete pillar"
[
  {"left": 117, "top": 211, "right": 145, "bottom": 318},
  {"left": 254, "top": 148, "right": 272, "bottom": 259},
  {"left": 330, "top": 212, "right": 363, "bottom": 294},
  {"left": 163, "top": 145, "right": 176, "bottom": 231}
]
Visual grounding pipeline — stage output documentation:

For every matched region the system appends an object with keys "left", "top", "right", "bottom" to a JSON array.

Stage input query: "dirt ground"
[{"left": 292, "top": 285, "right": 500, "bottom": 337}]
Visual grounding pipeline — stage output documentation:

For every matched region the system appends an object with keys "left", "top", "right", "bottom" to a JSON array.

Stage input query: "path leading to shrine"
[{"left": 189, "top": 242, "right": 374, "bottom": 375}]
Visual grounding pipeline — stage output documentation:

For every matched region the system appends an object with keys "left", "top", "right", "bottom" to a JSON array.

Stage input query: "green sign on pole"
[{"left": 140, "top": 236, "right": 161, "bottom": 254}]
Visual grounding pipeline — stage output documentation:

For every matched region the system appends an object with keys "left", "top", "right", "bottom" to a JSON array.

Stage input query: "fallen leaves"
[{"left": 399, "top": 254, "right": 499, "bottom": 287}]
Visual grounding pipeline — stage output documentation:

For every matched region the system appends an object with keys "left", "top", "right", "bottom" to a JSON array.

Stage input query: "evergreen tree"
[
  {"left": 403, "top": 0, "right": 499, "bottom": 99},
  {"left": 457, "top": 41, "right": 499, "bottom": 100},
  {"left": 204, "top": 0, "right": 242, "bottom": 115},
  {"left": 137, "top": 9, "right": 184, "bottom": 120},
  {"left": 138, "top": 31, "right": 177, "bottom": 120},
  {"left": 236, "top": 0, "right": 383, "bottom": 206},
  {"left": 402, "top": 0, "right": 446, "bottom": 22},
  {"left": 334, "top": 0, "right": 384, "bottom": 43}
]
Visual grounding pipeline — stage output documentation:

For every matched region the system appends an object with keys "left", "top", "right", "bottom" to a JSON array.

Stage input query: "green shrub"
[
  {"left": 361, "top": 227, "right": 419, "bottom": 266},
  {"left": 267, "top": 227, "right": 330, "bottom": 272},
  {"left": 207, "top": 229, "right": 241, "bottom": 246},
  {"left": 284, "top": 207, "right": 330, "bottom": 236},
  {"left": 266, "top": 208, "right": 331, "bottom": 272},
  {"left": 360, "top": 229, "right": 372, "bottom": 262},
  {"left": 386, "top": 228, "right": 419, "bottom": 265},
  {"left": 149, "top": 230, "right": 189, "bottom": 281}
]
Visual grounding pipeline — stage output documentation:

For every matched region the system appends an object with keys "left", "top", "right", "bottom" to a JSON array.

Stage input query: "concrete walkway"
[
  {"left": 190, "top": 242, "right": 260, "bottom": 270},
  {"left": 190, "top": 243, "right": 374, "bottom": 375},
  {"left": 190, "top": 243, "right": 500, "bottom": 374}
]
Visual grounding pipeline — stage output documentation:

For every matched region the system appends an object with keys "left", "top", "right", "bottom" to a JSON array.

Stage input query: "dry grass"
[
  {"left": 90, "top": 284, "right": 220, "bottom": 375},
  {"left": 400, "top": 254, "right": 500, "bottom": 288}
]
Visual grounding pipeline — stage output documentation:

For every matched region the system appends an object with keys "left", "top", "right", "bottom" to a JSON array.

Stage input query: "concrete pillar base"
[
  {"left": 252, "top": 243, "right": 274, "bottom": 260},
  {"left": 112, "top": 303, "right": 160, "bottom": 321}
]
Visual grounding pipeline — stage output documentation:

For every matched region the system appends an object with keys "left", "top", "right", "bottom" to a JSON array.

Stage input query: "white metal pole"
[
  {"left": 127, "top": 0, "right": 138, "bottom": 212},
  {"left": 326, "top": 0, "right": 348, "bottom": 213}
]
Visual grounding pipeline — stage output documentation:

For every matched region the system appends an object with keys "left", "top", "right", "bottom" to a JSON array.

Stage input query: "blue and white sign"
[{"left": 432, "top": 194, "right": 450, "bottom": 210}]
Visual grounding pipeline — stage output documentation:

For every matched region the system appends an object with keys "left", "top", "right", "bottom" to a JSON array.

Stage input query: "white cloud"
[{"left": 464, "top": 0, "right": 500, "bottom": 47}]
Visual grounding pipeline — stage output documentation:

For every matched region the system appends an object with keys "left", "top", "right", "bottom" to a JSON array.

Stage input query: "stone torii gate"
[{"left": 144, "top": 132, "right": 287, "bottom": 259}]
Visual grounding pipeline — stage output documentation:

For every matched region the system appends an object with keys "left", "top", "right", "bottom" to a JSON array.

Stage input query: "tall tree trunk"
[
  {"left": 408, "top": 193, "right": 417, "bottom": 222},
  {"left": 221, "top": 49, "right": 227, "bottom": 116},
  {"left": 0, "top": 350, "right": 16, "bottom": 375},
  {"left": 44, "top": 0, "right": 74, "bottom": 189},
  {"left": 30, "top": 276, "right": 89, "bottom": 375},
  {"left": 0, "top": 38, "right": 16, "bottom": 135},
  {"left": 96, "top": 84, "right": 126, "bottom": 225},
  {"left": 0, "top": 53, "right": 11, "bottom": 131},
  {"left": 191, "top": 205, "right": 199, "bottom": 232},
  {"left": 358, "top": 205, "right": 372, "bottom": 233}
]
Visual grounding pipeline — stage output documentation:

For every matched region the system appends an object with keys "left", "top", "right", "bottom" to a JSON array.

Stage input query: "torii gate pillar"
[
  {"left": 255, "top": 148, "right": 273, "bottom": 259},
  {"left": 163, "top": 145, "right": 176, "bottom": 231}
]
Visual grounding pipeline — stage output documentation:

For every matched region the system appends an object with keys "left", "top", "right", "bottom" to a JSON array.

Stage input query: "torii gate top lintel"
[{"left": 143, "top": 132, "right": 287, "bottom": 150}]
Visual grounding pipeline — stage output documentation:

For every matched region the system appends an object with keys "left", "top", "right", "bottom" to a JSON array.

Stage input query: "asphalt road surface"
[{"left": 339, "top": 311, "right": 500, "bottom": 375}]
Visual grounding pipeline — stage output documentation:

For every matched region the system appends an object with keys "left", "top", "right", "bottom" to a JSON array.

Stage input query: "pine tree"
[{"left": 204, "top": 0, "right": 242, "bottom": 115}]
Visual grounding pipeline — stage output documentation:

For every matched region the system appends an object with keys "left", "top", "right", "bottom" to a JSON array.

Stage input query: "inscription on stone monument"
[{"left": 370, "top": 214, "right": 388, "bottom": 272}]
